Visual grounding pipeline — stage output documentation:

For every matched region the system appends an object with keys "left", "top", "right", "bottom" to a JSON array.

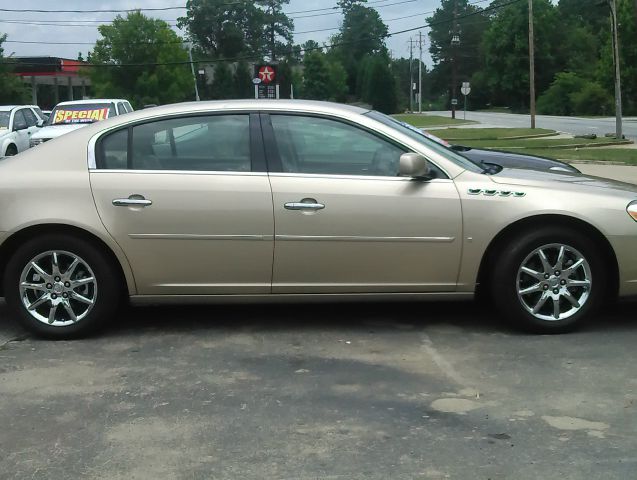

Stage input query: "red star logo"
[{"left": 258, "top": 66, "right": 275, "bottom": 84}]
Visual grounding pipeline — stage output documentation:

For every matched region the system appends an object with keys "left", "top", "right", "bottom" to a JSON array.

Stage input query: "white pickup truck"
[{"left": 30, "top": 98, "right": 133, "bottom": 147}]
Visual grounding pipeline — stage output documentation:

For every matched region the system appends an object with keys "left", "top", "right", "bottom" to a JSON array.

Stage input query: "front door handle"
[
  {"left": 284, "top": 199, "right": 325, "bottom": 211},
  {"left": 112, "top": 195, "right": 153, "bottom": 207}
]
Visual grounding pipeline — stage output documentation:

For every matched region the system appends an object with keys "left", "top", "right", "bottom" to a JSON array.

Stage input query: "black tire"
[
  {"left": 5, "top": 144, "right": 17, "bottom": 156},
  {"left": 490, "top": 227, "right": 607, "bottom": 334},
  {"left": 3, "top": 234, "right": 122, "bottom": 339}
]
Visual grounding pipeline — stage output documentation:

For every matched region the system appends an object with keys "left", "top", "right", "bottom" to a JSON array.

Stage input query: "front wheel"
[
  {"left": 490, "top": 227, "right": 607, "bottom": 333},
  {"left": 3, "top": 235, "right": 122, "bottom": 339}
]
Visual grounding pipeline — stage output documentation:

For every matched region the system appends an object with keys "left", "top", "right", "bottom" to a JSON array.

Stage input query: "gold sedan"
[{"left": 0, "top": 100, "right": 636, "bottom": 338}]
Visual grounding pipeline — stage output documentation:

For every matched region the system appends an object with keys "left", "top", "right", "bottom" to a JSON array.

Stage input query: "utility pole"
[
  {"left": 609, "top": 0, "right": 623, "bottom": 139},
  {"left": 528, "top": 0, "right": 536, "bottom": 129},
  {"left": 418, "top": 31, "right": 423, "bottom": 114},
  {"left": 408, "top": 38, "right": 415, "bottom": 112},
  {"left": 186, "top": 42, "right": 200, "bottom": 102},
  {"left": 451, "top": 0, "right": 459, "bottom": 119}
]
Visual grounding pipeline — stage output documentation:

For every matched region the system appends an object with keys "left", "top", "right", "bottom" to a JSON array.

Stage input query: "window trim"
[
  {"left": 92, "top": 111, "right": 264, "bottom": 173},
  {"left": 260, "top": 112, "right": 449, "bottom": 180}
]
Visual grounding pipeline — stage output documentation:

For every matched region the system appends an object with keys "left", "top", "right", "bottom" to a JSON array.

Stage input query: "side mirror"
[
  {"left": 399, "top": 152, "right": 431, "bottom": 179},
  {"left": 36, "top": 119, "right": 45, "bottom": 128}
]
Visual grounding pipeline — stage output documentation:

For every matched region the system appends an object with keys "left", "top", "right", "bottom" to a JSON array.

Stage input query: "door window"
[
  {"left": 98, "top": 115, "right": 251, "bottom": 172},
  {"left": 117, "top": 102, "right": 126, "bottom": 115},
  {"left": 13, "top": 110, "right": 27, "bottom": 130},
  {"left": 23, "top": 108, "right": 38, "bottom": 127},
  {"left": 269, "top": 115, "right": 405, "bottom": 176}
]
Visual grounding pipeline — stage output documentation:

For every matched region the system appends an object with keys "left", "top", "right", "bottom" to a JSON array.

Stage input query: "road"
[
  {"left": 429, "top": 111, "right": 637, "bottom": 140},
  {"left": 1, "top": 299, "right": 636, "bottom": 479}
]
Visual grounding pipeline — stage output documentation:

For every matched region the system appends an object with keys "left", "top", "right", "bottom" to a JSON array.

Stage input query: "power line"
[{"left": 3, "top": 0, "right": 524, "bottom": 67}]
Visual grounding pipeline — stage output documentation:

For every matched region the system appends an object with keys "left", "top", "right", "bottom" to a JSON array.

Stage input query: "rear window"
[{"left": 47, "top": 103, "right": 113, "bottom": 126}]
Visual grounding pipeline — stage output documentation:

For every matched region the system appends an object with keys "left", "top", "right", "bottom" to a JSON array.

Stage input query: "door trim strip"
[
  {"left": 275, "top": 235, "right": 456, "bottom": 243},
  {"left": 128, "top": 234, "right": 273, "bottom": 241}
]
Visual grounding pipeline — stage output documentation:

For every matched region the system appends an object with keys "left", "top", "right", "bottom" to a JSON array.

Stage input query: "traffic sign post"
[{"left": 461, "top": 82, "right": 471, "bottom": 120}]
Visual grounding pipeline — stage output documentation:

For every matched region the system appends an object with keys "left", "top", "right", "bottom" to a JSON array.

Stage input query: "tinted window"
[
  {"left": 117, "top": 102, "right": 126, "bottom": 115},
  {"left": 111, "top": 115, "right": 251, "bottom": 171},
  {"left": 13, "top": 110, "right": 27, "bottom": 130},
  {"left": 269, "top": 115, "right": 406, "bottom": 177},
  {"left": 109, "top": 104, "right": 117, "bottom": 117},
  {"left": 22, "top": 108, "right": 38, "bottom": 127},
  {"left": 100, "top": 129, "right": 128, "bottom": 169},
  {"left": 0, "top": 112, "right": 9, "bottom": 129},
  {"left": 124, "top": 102, "right": 134, "bottom": 112}
]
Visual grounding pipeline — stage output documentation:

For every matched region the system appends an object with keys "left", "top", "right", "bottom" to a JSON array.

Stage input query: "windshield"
[
  {"left": 47, "top": 103, "right": 112, "bottom": 126},
  {"left": 0, "top": 111, "right": 9, "bottom": 129},
  {"left": 364, "top": 110, "right": 485, "bottom": 174}
]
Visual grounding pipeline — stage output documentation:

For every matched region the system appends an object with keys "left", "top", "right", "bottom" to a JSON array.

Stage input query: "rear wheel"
[
  {"left": 5, "top": 144, "right": 17, "bottom": 156},
  {"left": 3, "top": 234, "right": 121, "bottom": 339},
  {"left": 490, "top": 227, "right": 607, "bottom": 333}
]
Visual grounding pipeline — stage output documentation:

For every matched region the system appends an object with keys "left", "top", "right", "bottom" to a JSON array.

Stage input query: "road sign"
[
  {"left": 461, "top": 82, "right": 471, "bottom": 96},
  {"left": 252, "top": 77, "right": 262, "bottom": 85},
  {"left": 451, "top": 98, "right": 459, "bottom": 106}
]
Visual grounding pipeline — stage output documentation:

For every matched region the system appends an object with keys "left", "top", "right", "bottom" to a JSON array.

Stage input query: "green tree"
[
  {"left": 536, "top": 72, "right": 586, "bottom": 115},
  {"left": 326, "top": 59, "right": 348, "bottom": 102},
  {"left": 178, "top": 0, "right": 257, "bottom": 58},
  {"left": 596, "top": 0, "right": 637, "bottom": 114},
  {"left": 570, "top": 81, "right": 613, "bottom": 116},
  {"left": 0, "top": 34, "right": 28, "bottom": 104},
  {"left": 427, "top": 0, "right": 490, "bottom": 104},
  {"left": 332, "top": 3, "right": 388, "bottom": 94},
  {"left": 254, "top": 0, "right": 294, "bottom": 60},
  {"left": 302, "top": 51, "right": 330, "bottom": 100},
  {"left": 233, "top": 61, "right": 253, "bottom": 98},
  {"left": 481, "top": 0, "right": 563, "bottom": 109},
  {"left": 90, "top": 12, "right": 192, "bottom": 107},
  {"left": 209, "top": 62, "right": 235, "bottom": 99},
  {"left": 359, "top": 55, "right": 397, "bottom": 114}
]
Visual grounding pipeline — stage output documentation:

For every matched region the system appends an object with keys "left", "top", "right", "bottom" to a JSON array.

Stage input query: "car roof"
[
  {"left": 54, "top": 99, "right": 129, "bottom": 107},
  {"left": 0, "top": 105, "right": 39, "bottom": 112},
  {"left": 100, "top": 100, "right": 369, "bottom": 127}
]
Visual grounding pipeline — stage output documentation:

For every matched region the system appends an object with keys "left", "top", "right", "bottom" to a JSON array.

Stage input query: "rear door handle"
[
  {"left": 284, "top": 200, "right": 325, "bottom": 211},
  {"left": 113, "top": 195, "right": 153, "bottom": 207}
]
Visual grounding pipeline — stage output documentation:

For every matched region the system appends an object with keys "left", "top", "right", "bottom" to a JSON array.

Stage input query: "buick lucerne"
[{"left": 0, "top": 100, "right": 636, "bottom": 338}]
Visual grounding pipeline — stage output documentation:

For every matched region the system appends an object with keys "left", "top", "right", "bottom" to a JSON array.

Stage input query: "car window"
[
  {"left": 99, "top": 115, "right": 252, "bottom": 172},
  {"left": 109, "top": 104, "right": 117, "bottom": 117},
  {"left": 0, "top": 112, "right": 10, "bottom": 129},
  {"left": 117, "top": 102, "right": 126, "bottom": 115},
  {"left": 124, "top": 102, "right": 134, "bottom": 112},
  {"left": 47, "top": 103, "right": 112, "bottom": 125},
  {"left": 33, "top": 107, "right": 44, "bottom": 119},
  {"left": 100, "top": 129, "right": 129, "bottom": 169},
  {"left": 13, "top": 110, "right": 27, "bottom": 130},
  {"left": 269, "top": 115, "right": 407, "bottom": 177},
  {"left": 22, "top": 108, "right": 38, "bottom": 127}
]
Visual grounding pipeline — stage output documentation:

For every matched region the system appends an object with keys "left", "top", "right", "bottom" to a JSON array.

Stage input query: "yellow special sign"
[{"left": 52, "top": 108, "right": 109, "bottom": 124}]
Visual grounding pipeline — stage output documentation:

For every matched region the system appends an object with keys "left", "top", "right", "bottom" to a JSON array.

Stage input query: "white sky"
[{"left": 1, "top": 0, "right": 443, "bottom": 64}]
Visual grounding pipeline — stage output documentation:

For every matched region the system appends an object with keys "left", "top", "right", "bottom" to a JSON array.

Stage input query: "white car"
[
  {"left": 30, "top": 99, "right": 133, "bottom": 147},
  {"left": 0, "top": 105, "right": 46, "bottom": 156}
]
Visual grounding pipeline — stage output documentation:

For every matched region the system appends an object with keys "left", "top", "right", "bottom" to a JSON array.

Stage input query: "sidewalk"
[{"left": 574, "top": 164, "right": 637, "bottom": 184}]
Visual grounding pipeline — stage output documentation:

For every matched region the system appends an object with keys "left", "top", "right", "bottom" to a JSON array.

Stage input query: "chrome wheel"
[
  {"left": 19, "top": 250, "right": 98, "bottom": 327},
  {"left": 517, "top": 243, "right": 592, "bottom": 322}
]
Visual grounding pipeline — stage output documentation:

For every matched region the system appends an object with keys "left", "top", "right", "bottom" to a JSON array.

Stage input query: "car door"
[
  {"left": 22, "top": 108, "right": 41, "bottom": 143},
  {"left": 11, "top": 110, "right": 30, "bottom": 152},
  {"left": 263, "top": 113, "right": 463, "bottom": 294},
  {"left": 89, "top": 112, "right": 274, "bottom": 295}
]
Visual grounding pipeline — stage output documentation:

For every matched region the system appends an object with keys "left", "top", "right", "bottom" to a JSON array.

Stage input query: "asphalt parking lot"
[{"left": 1, "top": 298, "right": 636, "bottom": 480}]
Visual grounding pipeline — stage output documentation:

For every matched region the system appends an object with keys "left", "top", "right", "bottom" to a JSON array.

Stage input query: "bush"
[
  {"left": 570, "top": 82, "right": 613, "bottom": 116},
  {"left": 537, "top": 72, "right": 585, "bottom": 115}
]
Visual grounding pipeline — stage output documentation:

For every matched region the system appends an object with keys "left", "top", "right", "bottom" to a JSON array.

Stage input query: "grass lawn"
[
  {"left": 455, "top": 137, "right": 631, "bottom": 149},
  {"left": 392, "top": 114, "right": 477, "bottom": 127},
  {"left": 513, "top": 148, "right": 637, "bottom": 165},
  {"left": 435, "top": 127, "right": 555, "bottom": 141}
]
